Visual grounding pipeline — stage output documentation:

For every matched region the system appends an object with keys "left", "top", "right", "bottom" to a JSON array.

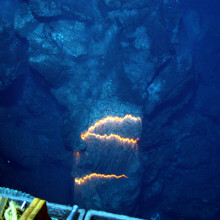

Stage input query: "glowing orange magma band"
[
  {"left": 87, "top": 114, "right": 141, "bottom": 133},
  {"left": 81, "top": 114, "right": 141, "bottom": 144},
  {"left": 75, "top": 173, "right": 128, "bottom": 185},
  {"left": 81, "top": 132, "right": 138, "bottom": 144}
]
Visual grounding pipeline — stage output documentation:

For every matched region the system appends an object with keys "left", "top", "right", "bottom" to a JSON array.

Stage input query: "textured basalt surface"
[{"left": 0, "top": 0, "right": 220, "bottom": 219}]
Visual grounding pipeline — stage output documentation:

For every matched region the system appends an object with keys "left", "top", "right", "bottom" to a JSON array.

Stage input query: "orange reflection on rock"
[{"left": 74, "top": 151, "right": 80, "bottom": 161}]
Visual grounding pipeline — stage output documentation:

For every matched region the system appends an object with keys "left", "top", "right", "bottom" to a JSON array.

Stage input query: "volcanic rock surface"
[{"left": 0, "top": 0, "right": 220, "bottom": 219}]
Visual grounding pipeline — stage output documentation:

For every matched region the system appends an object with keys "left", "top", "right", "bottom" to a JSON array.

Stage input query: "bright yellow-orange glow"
[
  {"left": 81, "top": 132, "right": 138, "bottom": 145},
  {"left": 87, "top": 114, "right": 141, "bottom": 133},
  {"left": 75, "top": 173, "right": 128, "bottom": 185},
  {"left": 81, "top": 114, "right": 141, "bottom": 145}
]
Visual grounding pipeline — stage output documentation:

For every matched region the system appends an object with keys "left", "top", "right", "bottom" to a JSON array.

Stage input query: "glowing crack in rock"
[
  {"left": 86, "top": 114, "right": 141, "bottom": 133},
  {"left": 75, "top": 173, "right": 128, "bottom": 185},
  {"left": 81, "top": 133, "right": 138, "bottom": 144},
  {"left": 74, "top": 114, "right": 142, "bottom": 211},
  {"left": 81, "top": 114, "right": 141, "bottom": 145}
]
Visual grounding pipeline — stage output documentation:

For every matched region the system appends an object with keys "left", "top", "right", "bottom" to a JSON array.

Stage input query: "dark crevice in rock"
[
  {"left": 97, "top": 0, "right": 109, "bottom": 18},
  {"left": 29, "top": 67, "right": 53, "bottom": 91},
  {"left": 130, "top": 55, "right": 173, "bottom": 103},
  {"left": 29, "top": 67, "right": 66, "bottom": 113},
  {"left": 31, "top": 10, "right": 93, "bottom": 25},
  {"left": 147, "top": 55, "right": 173, "bottom": 88},
  {"left": 164, "top": 90, "right": 195, "bottom": 126},
  {"left": 117, "top": 72, "right": 143, "bottom": 104},
  {"left": 147, "top": 76, "right": 196, "bottom": 121},
  {"left": 138, "top": 166, "right": 165, "bottom": 214},
  {"left": 14, "top": 32, "right": 29, "bottom": 46}
]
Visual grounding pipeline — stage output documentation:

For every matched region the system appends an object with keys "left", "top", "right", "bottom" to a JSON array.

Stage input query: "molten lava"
[
  {"left": 81, "top": 114, "right": 141, "bottom": 145},
  {"left": 81, "top": 132, "right": 138, "bottom": 144},
  {"left": 86, "top": 114, "right": 141, "bottom": 133},
  {"left": 75, "top": 173, "right": 128, "bottom": 185}
]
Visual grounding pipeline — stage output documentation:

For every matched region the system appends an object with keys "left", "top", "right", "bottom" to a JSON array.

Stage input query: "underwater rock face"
[
  {"left": 0, "top": 0, "right": 220, "bottom": 219},
  {"left": 29, "top": 0, "right": 62, "bottom": 18},
  {"left": 0, "top": 21, "right": 27, "bottom": 91},
  {"left": 74, "top": 111, "right": 142, "bottom": 215}
]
